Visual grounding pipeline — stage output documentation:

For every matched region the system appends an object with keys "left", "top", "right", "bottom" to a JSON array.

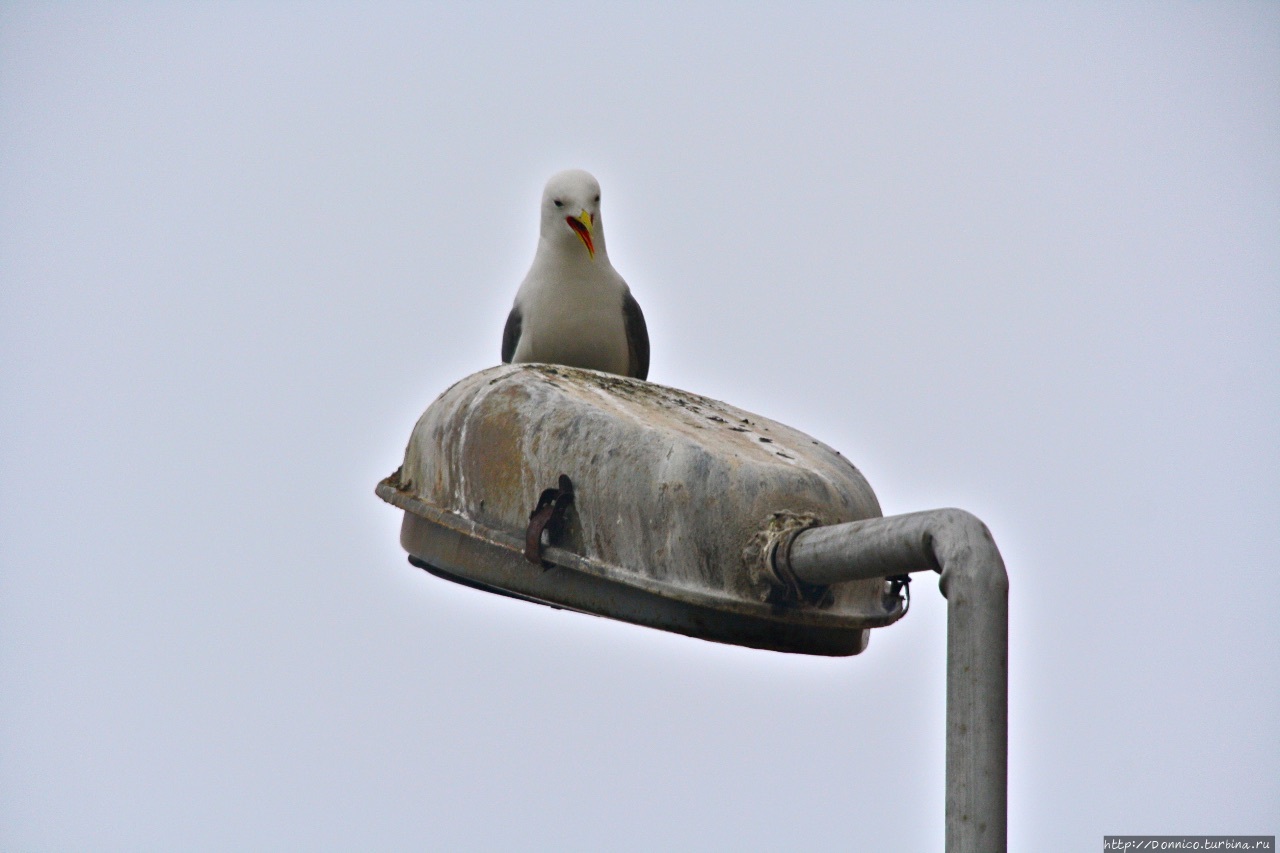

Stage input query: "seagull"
[{"left": 502, "top": 169, "right": 649, "bottom": 380}]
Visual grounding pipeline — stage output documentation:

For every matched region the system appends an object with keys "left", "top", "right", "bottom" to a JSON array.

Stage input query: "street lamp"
[{"left": 377, "top": 363, "right": 1008, "bottom": 851}]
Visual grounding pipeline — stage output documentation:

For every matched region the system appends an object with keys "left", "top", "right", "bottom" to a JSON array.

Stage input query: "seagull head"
[{"left": 540, "top": 169, "right": 604, "bottom": 260}]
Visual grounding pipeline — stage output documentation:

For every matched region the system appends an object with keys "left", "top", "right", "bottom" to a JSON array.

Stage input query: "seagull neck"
[{"left": 537, "top": 238, "right": 610, "bottom": 271}]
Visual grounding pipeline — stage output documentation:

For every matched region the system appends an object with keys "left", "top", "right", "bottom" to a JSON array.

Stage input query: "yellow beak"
[{"left": 566, "top": 209, "right": 595, "bottom": 259}]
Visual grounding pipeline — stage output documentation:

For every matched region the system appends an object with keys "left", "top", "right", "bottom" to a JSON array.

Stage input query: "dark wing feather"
[
  {"left": 622, "top": 291, "right": 649, "bottom": 380},
  {"left": 501, "top": 304, "right": 522, "bottom": 364}
]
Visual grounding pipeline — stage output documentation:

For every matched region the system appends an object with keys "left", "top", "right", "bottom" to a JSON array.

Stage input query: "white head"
[{"left": 539, "top": 169, "right": 606, "bottom": 260}]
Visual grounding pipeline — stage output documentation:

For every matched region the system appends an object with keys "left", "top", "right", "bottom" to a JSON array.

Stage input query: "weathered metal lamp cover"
[
  {"left": 378, "top": 362, "right": 1010, "bottom": 850},
  {"left": 377, "top": 363, "right": 906, "bottom": 656}
]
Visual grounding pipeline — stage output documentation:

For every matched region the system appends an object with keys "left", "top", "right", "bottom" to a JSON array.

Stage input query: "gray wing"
[
  {"left": 501, "top": 303, "right": 522, "bottom": 364},
  {"left": 622, "top": 291, "right": 649, "bottom": 380}
]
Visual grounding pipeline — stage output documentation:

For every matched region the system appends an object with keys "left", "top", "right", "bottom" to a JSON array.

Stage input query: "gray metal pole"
[{"left": 785, "top": 509, "right": 1008, "bottom": 853}]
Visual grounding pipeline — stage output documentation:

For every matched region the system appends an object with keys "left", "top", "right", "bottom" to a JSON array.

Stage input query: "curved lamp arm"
[{"left": 783, "top": 509, "right": 1009, "bottom": 853}]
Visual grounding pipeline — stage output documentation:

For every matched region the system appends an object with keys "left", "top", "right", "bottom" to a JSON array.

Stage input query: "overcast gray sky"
[{"left": 2, "top": 3, "right": 1277, "bottom": 850}]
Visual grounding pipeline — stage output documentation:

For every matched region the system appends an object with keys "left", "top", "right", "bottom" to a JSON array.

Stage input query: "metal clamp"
[
  {"left": 770, "top": 523, "right": 831, "bottom": 606},
  {"left": 524, "top": 474, "right": 575, "bottom": 569}
]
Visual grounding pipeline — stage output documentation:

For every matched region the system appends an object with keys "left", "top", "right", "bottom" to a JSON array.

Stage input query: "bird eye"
[
  {"left": 553, "top": 199, "right": 564, "bottom": 208},
  {"left": 594, "top": 194, "right": 600, "bottom": 203}
]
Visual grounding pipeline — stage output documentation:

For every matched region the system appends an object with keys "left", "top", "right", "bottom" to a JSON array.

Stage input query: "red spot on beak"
[{"left": 565, "top": 215, "right": 595, "bottom": 259}]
